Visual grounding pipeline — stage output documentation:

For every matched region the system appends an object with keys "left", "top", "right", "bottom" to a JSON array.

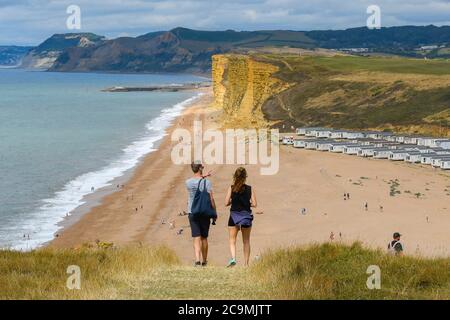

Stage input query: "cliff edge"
[{"left": 212, "top": 54, "right": 290, "bottom": 128}]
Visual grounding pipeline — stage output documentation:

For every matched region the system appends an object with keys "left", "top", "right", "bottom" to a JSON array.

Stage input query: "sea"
[{"left": 0, "top": 68, "right": 204, "bottom": 250}]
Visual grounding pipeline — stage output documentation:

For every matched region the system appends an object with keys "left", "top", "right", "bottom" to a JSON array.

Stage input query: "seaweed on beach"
[{"left": 388, "top": 179, "right": 401, "bottom": 197}]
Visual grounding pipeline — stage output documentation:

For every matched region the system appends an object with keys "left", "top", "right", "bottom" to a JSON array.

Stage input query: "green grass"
[
  {"left": 252, "top": 243, "right": 449, "bottom": 299},
  {"left": 0, "top": 243, "right": 449, "bottom": 300},
  {"left": 306, "top": 56, "right": 450, "bottom": 75},
  {"left": 0, "top": 246, "right": 179, "bottom": 299},
  {"left": 253, "top": 54, "right": 450, "bottom": 135}
]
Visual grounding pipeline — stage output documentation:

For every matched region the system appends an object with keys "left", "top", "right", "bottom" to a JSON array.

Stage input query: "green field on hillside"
[
  {"left": 307, "top": 56, "right": 450, "bottom": 75},
  {"left": 1, "top": 243, "right": 448, "bottom": 300},
  {"left": 255, "top": 54, "right": 450, "bottom": 136}
]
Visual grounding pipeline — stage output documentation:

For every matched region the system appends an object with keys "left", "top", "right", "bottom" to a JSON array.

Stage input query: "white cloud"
[{"left": 1, "top": 0, "right": 450, "bottom": 45}]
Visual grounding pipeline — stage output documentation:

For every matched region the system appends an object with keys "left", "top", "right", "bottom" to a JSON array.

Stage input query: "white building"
[
  {"left": 363, "top": 131, "right": 382, "bottom": 140},
  {"left": 401, "top": 144, "right": 422, "bottom": 151},
  {"left": 415, "top": 146, "right": 433, "bottom": 153},
  {"left": 358, "top": 147, "right": 380, "bottom": 157},
  {"left": 373, "top": 149, "right": 391, "bottom": 159},
  {"left": 293, "top": 139, "right": 307, "bottom": 148},
  {"left": 441, "top": 159, "right": 450, "bottom": 170},
  {"left": 389, "top": 150, "right": 409, "bottom": 161},
  {"left": 435, "top": 139, "right": 450, "bottom": 150},
  {"left": 385, "top": 135, "right": 399, "bottom": 142},
  {"left": 305, "top": 140, "right": 320, "bottom": 149},
  {"left": 329, "top": 130, "right": 347, "bottom": 139},
  {"left": 329, "top": 143, "right": 349, "bottom": 153},
  {"left": 304, "top": 128, "right": 327, "bottom": 137},
  {"left": 405, "top": 152, "right": 423, "bottom": 163},
  {"left": 417, "top": 137, "right": 446, "bottom": 147},
  {"left": 315, "top": 129, "right": 333, "bottom": 138},
  {"left": 316, "top": 141, "right": 334, "bottom": 151},
  {"left": 343, "top": 131, "right": 365, "bottom": 139},
  {"left": 421, "top": 154, "right": 439, "bottom": 165},
  {"left": 394, "top": 136, "right": 407, "bottom": 143},
  {"left": 403, "top": 136, "right": 421, "bottom": 145},
  {"left": 355, "top": 146, "right": 375, "bottom": 157},
  {"left": 296, "top": 128, "right": 307, "bottom": 135},
  {"left": 431, "top": 156, "right": 450, "bottom": 168},
  {"left": 387, "top": 143, "right": 402, "bottom": 150},
  {"left": 375, "top": 133, "right": 395, "bottom": 141},
  {"left": 350, "top": 138, "right": 373, "bottom": 145},
  {"left": 296, "top": 127, "right": 325, "bottom": 135},
  {"left": 367, "top": 140, "right": 386, "bottom": 147},
  {"left": 430, "top": 148, "right": 450, "bottom": 155},
  {"left": 344, "top": 144, "right": 364, "bottom": 155}
]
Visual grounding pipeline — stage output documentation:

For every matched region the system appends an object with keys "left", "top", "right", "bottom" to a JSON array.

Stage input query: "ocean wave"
[{"left": 9, "top": 93, "right": 203, "bottom": 250}]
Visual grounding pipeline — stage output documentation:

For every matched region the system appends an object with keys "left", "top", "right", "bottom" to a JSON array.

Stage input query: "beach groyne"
[{"left": 102, "top": 82, "right": 211, "bottom": 93}]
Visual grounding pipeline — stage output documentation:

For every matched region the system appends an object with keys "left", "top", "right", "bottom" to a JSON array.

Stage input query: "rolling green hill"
[
  {"left": 20, "top": 26, "right": 450, "bottom": 73},
  {"left": 257, "top": 55, "right": 450, "bottom": 136}
]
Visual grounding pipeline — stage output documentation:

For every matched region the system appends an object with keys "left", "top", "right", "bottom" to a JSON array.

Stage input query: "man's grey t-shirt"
[{"left": 186, "top": 178, "right": 212, "bottom": 214}]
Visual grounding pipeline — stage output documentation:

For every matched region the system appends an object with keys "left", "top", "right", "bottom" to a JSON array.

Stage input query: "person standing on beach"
[
  {"left": 225, "top": 167, "right": 259, "bottom": 267},
  {"left": 186, "top": 162, "right": 216, "bottom": 267},
  {"left": 388, "top": 232, "right": 404, "bottom": 256}
]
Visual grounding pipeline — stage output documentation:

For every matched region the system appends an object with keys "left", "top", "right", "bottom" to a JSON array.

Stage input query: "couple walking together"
[{"left": 185, "top": 162, "right": 259, "bottom": 267}]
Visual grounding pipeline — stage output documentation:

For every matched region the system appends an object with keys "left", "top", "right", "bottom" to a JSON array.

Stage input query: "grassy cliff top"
[
  {"left": 1, "top": 243, "right": 448, "bottom": 299},
  {"left": 245, "top": 54, "right": 450, "bottom": 136}
]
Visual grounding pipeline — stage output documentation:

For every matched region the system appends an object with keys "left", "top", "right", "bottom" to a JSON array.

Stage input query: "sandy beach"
[{"left": 51, "top": 88, "right": 450, "bottom": 263}]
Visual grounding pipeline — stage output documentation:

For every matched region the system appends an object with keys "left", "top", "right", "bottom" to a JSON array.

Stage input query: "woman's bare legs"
[
  {"left": 228, "top": 226, "right": 239, "bottom": 260},
  {"left": 241, "top": 227, "right": 252, "bottom": 266}
]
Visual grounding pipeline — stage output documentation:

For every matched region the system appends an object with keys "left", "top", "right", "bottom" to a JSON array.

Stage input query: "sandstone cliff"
[
  {"left": 212, "top": 54, "right": 290, "bottom": 128},
  {"left": 212, "top": 54, "right": 450, "bottom": 137}
]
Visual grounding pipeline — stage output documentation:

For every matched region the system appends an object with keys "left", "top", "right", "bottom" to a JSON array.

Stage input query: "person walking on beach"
[
  {"left": 186, "top": 162, "right": 216, "bottom": 267},
  {"left": 225, "top": 167, "right": 258, "bottom": 267}
]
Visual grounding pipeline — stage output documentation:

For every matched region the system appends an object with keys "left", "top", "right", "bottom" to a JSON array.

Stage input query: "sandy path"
[{"left": 51, "top": 89, "right": 450, "bottom": 265}]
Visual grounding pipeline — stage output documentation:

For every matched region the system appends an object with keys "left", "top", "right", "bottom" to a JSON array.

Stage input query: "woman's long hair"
[{"left": 232, "top": 167, "right": 247, "bottom": 193}]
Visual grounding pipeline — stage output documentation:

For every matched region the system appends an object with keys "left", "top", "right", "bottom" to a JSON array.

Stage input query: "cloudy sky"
[{"left": 1, "top": 0, "right": 450, "bottom": 45}]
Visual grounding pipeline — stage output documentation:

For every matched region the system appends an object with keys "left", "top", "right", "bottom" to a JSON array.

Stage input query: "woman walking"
[{"left": 225, "top": 167, "right": 258, "bottom": 267}]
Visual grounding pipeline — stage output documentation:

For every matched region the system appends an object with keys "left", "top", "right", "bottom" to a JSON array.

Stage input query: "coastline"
[
  {"left": 40, "top": 89, "right": 206, "bottom": 248},
  {"left": 49, "top": 89, "right": 214, "bottom": 248},
  {"left": 50, "top": 86, "right": 450, "bottom": 263}
]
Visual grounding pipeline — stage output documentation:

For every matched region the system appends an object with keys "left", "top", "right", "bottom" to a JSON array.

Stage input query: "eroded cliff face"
[{"left": 212, "top": 55, "right": 289, "bottom": 128}]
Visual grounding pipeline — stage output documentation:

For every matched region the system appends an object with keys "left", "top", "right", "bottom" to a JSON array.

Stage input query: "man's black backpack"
[{"left": 191, "top": 179, "right": 217, "bottom": 218}]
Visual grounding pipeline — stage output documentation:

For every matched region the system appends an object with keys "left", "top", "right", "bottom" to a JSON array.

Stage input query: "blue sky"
[{"left": 1, "top": 0, "right": 450, "bottom": 45}]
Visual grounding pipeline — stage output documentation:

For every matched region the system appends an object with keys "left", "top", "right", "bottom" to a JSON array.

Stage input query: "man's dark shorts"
[{"left": 188, "top": 214, "right": 211, "bottom": 238}]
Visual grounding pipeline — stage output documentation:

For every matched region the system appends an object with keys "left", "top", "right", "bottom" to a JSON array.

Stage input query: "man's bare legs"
[
  {"left": 193, "top": 237, "right": 202, "bottom": 263},
  {"left": 193, "top": 236, "right": 208, "bottom": 264},
  {"left": 201, "top": 237, "right": 208, "bottom": 264}
]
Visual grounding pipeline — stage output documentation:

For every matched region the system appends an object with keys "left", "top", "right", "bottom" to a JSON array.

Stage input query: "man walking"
[{"left": 186, "top": 162, "right": 216, "bottom": 266}]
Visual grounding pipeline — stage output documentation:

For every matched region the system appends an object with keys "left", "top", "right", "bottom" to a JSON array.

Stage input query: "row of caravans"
[
  {"left": 290, "top": 138, "right": 450, "bottom": 170},
  {"left": 294, "top": 127, "right": 450, "bottom": 149}
]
